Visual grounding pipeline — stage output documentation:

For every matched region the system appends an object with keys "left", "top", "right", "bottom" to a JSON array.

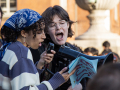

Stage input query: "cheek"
[
  {"left": 26, "top": 36, "right": 32, "bottom": 44},
  {"left": 48, "top": 30, "right": 55, "bottom": 38},
  {"left": 64, "top": 27, "right": 68, "bottom": 37},
  {"left": 34, "top": 36, "right": 40, "bottom": 41},
  {"left": 66, "top": 30, "right": 68, "bottom": 36}
]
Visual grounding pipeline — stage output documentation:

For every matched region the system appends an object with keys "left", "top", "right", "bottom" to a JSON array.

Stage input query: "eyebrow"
[{"left": 50, "top": 20, "right": 66, "bottom": 23}]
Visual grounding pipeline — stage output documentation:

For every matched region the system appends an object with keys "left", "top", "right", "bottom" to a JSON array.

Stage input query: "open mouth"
[{"left": 56, "top": 32, "right": 63, "bottom": 41}]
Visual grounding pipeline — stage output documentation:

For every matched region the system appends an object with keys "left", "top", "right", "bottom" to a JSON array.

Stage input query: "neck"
[{"left": 17, "top": 38, "right": 27, "bottom": 47}]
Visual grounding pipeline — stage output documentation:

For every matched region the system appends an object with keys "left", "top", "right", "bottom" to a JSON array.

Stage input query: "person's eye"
[
  {"left": 49, "top": 23, "right": 55, "bottom": 27},
  {"left": 60, "top": 21, "right": 66, "bottom": 24},
  {"left": 36, "top": 31, "right": 42, "bottom": 34},
  {"left": 60, "top": 22, "right": 65, "bottom": 24}
]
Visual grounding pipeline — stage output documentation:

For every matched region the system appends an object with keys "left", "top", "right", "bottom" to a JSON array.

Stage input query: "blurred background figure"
[
  {"left": 86, "top": 63, "right": 120, "bottom": 90},
  {"left": 100, "top": 41, "right": 120, "bottom": 63},
  {"left": 101, "top": 41, "right": 112, "bottom": 55},
  {"left": 83, "top": 47, "right": 99, "bottom": 56}
]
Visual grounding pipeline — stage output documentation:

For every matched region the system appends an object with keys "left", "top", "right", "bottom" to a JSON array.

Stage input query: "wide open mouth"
[{"left": 56, "top": 32, "right": 64, "bottom": 40}]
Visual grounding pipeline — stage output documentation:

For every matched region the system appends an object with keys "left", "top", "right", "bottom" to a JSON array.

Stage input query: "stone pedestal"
[
  {"left": 75, "top": 10, "right": 112, "bottom": 40},
  {"left": 72, "top": 0, "right": 120, "bottom": 56}
]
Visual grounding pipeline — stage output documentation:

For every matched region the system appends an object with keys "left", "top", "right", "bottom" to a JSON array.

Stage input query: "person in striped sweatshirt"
[{"left": 0, "top": 9, "right": 77, "bottom": 90}]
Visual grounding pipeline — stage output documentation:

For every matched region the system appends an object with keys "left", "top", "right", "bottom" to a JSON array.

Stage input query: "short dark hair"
[
  {"left": 86, "top": 63, "right": 120, "bottom": 90},
  {"left": 0, "top": 7, "right": 3, "bottom": 19},
  {"left": 42, "top": 5, "right": 74, "bottom": 38},
  {"left": 103, "top": 41, "right": 110, "bottom": 48},
  {"left": 84, "top": 47, "right": 98, "bottom": 56},
  {"left": 1, "top": 17, "right": 45, "bottom": 43}
]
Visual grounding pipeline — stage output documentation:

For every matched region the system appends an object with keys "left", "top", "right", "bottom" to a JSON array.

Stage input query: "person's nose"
[
  {"left": 56, "top": 23, "right": 61, "bottom": 30},
  {"left": 42, "top": 31, "right": 46, "bottom": 39}
]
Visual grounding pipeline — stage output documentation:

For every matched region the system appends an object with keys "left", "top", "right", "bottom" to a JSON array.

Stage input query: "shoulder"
[
  {"left": 2, "top": 41, "right": 33, "bottom": 69},
  {"left": 113, "top": 52, "right": 120, "bottom": 60},
  {"left": 7, "top": 41, "right": 31, "bottom": 60}
]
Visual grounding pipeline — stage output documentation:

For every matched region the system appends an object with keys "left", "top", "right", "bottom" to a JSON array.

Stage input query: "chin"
[
  {"left": 57, "top": 41, "right": 65, "bottom": 45},
  {"left": 31, "top": 46, "right": 39, "bottom": 49}
]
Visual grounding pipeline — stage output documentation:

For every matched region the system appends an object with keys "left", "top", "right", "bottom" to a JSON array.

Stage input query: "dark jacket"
[{"left": 101, "top": 49, "right": 120, "bottom": 62}]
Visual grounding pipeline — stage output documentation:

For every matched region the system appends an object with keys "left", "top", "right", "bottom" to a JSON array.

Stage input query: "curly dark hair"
[
  {"left": 1, "top": 17, "right": 46, "bottom": 43},
  {"left": 41, "top": 5, "right": 75, "bottom": 44}
]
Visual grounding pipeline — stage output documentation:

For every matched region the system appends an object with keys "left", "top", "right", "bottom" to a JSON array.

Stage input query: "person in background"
[
  {"left": 100, "top": 41, "right": 120, "bottom": 63},
  {"left": 86, "top": 63, "right": 120, "bottom": 90},
  {"left": 83, "top": 47, "right": 99, "bottom": 56},
  {"left": 0, "top": 8, "right": 77, "bottom": 90},
  {"left": 30, "top": 5, "right": 85, "bottom": 90},
  {"left": 101, "top": 41, "right": 112, "bottom": 55}
]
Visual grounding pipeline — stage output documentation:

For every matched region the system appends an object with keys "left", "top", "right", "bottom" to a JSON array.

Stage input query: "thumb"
[{"left": 59, "top": 67, "right": 68, "bottom": 74}]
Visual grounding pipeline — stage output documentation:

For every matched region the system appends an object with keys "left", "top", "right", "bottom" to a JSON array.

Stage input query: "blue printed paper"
[{"left": 68, "top": 56, "right": 98, "bottom": 88}]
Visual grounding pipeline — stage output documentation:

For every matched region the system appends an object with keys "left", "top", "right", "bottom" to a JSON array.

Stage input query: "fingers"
[
  {"left": 40, "top": 51, "right": 46, "bottom": 57},
  {"left": 44, "top": 58, "right": 52, "bottom": 64},
  {"left": 50, "top": 50, "right": 56, "bottom": 54},
  {"left": 46, "top": 53, "right": 54, "bottom": 58},
  {"left": 59, "top": 67, "right": 68, "bottom": 74},
  {"left": 68, "top": 66, "right": 78, "bottom": 77},
  {"left": 40, "top": 50, "right": 56, "bottom": 65}
]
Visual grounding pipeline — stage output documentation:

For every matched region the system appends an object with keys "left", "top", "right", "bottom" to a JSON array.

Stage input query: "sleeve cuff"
[
  {"left": 48, "top": 72, "right": 65, "bottom": 90},
  {"left": 41, "top": 81, "right": 53, "bottom": 90}
]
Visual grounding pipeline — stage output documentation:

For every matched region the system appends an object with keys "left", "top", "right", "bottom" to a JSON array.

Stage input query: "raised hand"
[
  {"left": 37, "top": 50, "right": 56, "bottom": 69},
  {"left": 59, "top": 67, "right": 77, "bottom": 84}
]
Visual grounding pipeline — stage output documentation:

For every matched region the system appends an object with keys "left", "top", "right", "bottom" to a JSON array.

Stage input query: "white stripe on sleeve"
[
  {"left": 11, "top": 72, "right": 40, "bottom": 90},
  {"left": 2, "top": 49, "right": 18, "bottom": 70},
  {"left": 0, "top": 74, "right": 11, "bottom": 90}
]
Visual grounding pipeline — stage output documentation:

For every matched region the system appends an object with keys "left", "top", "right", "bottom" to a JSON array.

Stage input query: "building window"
[{"left": 0, "top": 0, "right": 17, "bottom": 17}]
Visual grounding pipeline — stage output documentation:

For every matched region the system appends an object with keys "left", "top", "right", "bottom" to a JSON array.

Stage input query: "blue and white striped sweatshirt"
[{"left": 0, "top": 41, "right": 65, "bottom": 90}]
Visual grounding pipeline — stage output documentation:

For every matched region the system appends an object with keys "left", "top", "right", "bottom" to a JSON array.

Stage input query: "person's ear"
[{"left": 21, "top": 30, "right": 26, "bottom": 38}]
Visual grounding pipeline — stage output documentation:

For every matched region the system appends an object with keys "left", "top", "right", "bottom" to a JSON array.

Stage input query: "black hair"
[
  {"left": 84, "top": 47, "right": 98, "bottom": 56},
  {"left": 41, "top": 5, "right": 75, "bottom": 44},
  {"left": 103, "top": 41, "right": 110, "bottom": 48},
  {"left": 1, "top": 17, "right": 46, "bottom": 43}
]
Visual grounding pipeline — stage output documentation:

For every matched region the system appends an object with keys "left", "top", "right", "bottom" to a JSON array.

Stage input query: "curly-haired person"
[{"left": 0, "top": 9, "right": 77, "bottom": 90}]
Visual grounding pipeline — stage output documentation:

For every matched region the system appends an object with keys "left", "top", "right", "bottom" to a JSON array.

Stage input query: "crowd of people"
[{"left": 0, "top": 5, "right": 119, "bottom": 90}]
